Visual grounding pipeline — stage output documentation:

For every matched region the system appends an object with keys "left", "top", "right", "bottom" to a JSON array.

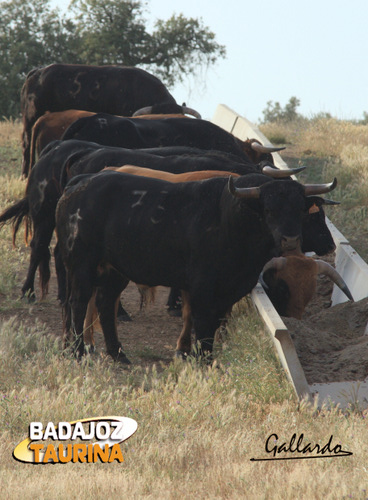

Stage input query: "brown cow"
[
  {"left": 29, "top": 110, "right": 96, "bottom": 170},
  {"left": 260, "top": 254, "right": 354, "bottom": 319}
]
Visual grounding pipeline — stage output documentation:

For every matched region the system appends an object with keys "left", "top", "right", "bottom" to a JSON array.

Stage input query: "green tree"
[
  {"left": 261, "top": 96, "right": 301, "bottom": 123},
  {"left": 151, "top": 14, "right": 224, "bottom": 87},
  {"left": 0, "top": 0, "right": 226, "bottom": 119},
  {"left": 69, "top": 0, "right": 152, "bottom": 65},
  {"left": 0, "top": 0, "right": 79, "bottom": 117},
  {"left": 356, "top": 111, "right": 368, "bottom": 125},
  {"left": 70, "top": 0, "right": 226, "bottom": 86}
]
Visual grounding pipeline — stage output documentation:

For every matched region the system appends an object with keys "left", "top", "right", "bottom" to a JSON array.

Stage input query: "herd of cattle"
[{"left": 0, "top": 63, "right": 354, "bottom": 364}]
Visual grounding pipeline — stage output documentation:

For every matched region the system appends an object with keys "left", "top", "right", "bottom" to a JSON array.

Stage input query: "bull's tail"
[
  {"left": 61, "top": 271, "right": 73, "bottom": 351},
  {"left": 0, "top": 197, "right": 31, "bottom": 247},
  {"left": 28, "top": 116, "right": 43, "bottom": 172}
]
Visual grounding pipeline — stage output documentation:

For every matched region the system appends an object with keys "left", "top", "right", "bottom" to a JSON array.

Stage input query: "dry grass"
[
  {"left": 260, "top": 117, "right": 368, "bottom": 261},
  {"left": 260, "top": 117, "right": 368, "bottom": 157},
  {"left": 0, "top": 119, "right": 22, "bottom": 177},
  {"left": 1, "top": 119, "right": 368, "bottom": 498},
  {"left": 0, "top": 118, "right": 21, "bottom": 145},
  {"left": 1, "top": 316, "right": 368, "bottom": 499}
]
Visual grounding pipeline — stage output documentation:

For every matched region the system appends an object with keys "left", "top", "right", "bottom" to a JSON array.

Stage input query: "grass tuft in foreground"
[{"left": 1, "top": 119, "right": 368, "bottom": 497}]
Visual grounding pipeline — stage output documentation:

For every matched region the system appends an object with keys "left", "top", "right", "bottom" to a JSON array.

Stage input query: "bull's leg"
[
  {"left": 21, "top": 129, "right": 31, "bottom": 179},
  {"left": 83, "top": 289, "right": 99, "bottom": 352},
  {"left": 216, "top": 306, "right": 233, "bottom": 343},
  {"left": 117, "top": 300, "right": 132, "bottom": 322},
  {"left": 38, "top": 248, "right": 51, "bottom": 300},
  {"left": 21, "top": 220, "right": 54, "bottom": 301},
  {"left": 189, "top": 294, "right": 221, "bottom": 360},
  {"left": 175, "top": 291, "right": 193, "bottom": 358},
  {"left": 54, "top": 241, "right": 67, "bottom": 304},
  {"left": 192, "top": 316, "right": 220, "bottom": 358},
  {"left": 67, "top": 266, "right": 96, "bottom": 358},
  {"left": 21, "top": 241, "right": 39, "bottom": 301},
  {"left": 95, "top": 271, "right": 131, "bottom": 364},
  {"left": 167, "top": 287, "right": 182, "bottom": 316},
  {"left": 62, "top": 273, "right": 73, "bottom": 349}
]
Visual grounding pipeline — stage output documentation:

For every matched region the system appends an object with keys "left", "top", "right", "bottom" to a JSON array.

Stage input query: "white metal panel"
[
  {"left": 309, "top": 381, "right": 368, "bottom": 409},
  {"left": 251, "top": 284, "right": 311, "bottom": 401},
  {"left": 332, "top": 242, "right": 368, "bottom": 305},
  {"left": 212, "top": 104, "right": 368, "bottom": 407},
  {"left": 211, "top": 104, "right": 238, "bottom": 133}
]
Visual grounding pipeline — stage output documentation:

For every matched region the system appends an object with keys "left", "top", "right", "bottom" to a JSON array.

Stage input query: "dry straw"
[{"left": 1, "top": 119, "right": 368, "bottom": 498}]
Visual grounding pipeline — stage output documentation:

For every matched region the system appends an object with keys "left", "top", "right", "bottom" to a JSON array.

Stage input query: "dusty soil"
[
  {"left": 2, "top": 249, "right": 368, "bottom": 384},
  {"left": 282, "top": 254, "right": 368, "bottom": 384},
  {"left": 285, "top": 297, "right": 368, "bottom": 384},
  {"left": 1, "top": 260, "right": 184, "bottom": 369}
]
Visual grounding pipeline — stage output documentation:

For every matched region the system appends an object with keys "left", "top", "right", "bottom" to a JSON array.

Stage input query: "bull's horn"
[
  {"left": 132, "top": 106, "right": 153, "bottom": 117},
  {"left": 262, "top": 165, "right": 306, "bottom": 178},
  {"left": 262, "top": 257, "right": 287, "bottom": 273},
  {"left": 315, "top": 260, "right": 354, "bottom": 301},
  {"left": 182, "top": 106, "right": 202, "bottom": 119},
  {"left": 303, "top": 178, "right": 337, "bottom": 196},
  {"left": 306, "top": 197, "right": 340, "bottom": 206},
  {"left": 228, "top": 176, "right": 260, "bottom": 199},
  {"left": 320, "top": 198, "right": 341, "bottom": 206},
  {"left": 259, "top": 257, "right": 287, "bottom": 290},
  {"left": 251, "top": 142, "right": 286, "bottom": 153}
]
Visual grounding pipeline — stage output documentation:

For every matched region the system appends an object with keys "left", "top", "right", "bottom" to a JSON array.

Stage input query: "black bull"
[
  {"left": 55, "top": 171, "right": 337, "bottom": 362},
  {"left": 20, "top": 63, "right": 179, "bottom": 176},
  {"left": 0, "top": 140, "right": 270, "bottom": 302},
  {"left": 0, "top": 139, "right": 336, "bottom": 304},
  {"left": 61, "top": 114, "right": 284, "bottom": 164}
]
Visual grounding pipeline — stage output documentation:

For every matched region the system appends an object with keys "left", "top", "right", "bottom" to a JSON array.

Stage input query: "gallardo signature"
[{"left": 251, "top": 433, "right": 353, "bottom": 461}]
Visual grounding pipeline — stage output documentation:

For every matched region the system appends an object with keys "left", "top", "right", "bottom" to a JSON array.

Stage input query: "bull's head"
[
  {"left": 260, "top": 255, "right": 353, "bottom": 319},
  {"left": 228, "top": 176, "right": 337, "bottom": 255},
  {"left": 301, "top": 196, "right": 339, "bottom": 255}
]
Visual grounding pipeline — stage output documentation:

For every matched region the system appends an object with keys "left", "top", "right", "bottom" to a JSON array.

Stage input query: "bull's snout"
[{"left": 281, "top": 235, "right": 301, "bottom": 252}]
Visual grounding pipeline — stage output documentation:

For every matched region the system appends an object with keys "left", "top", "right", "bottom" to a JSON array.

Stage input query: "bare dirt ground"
[
  {"left": 285, "top": 297, "right": 368, "bottom": 384},
  {"left": 2, "top": 247, "right": 368, "bottom": 383},
  {"left": 1, "top": 258, "right": 184, "bottom": 369},
  {"left": 281, "top": 253, "right": 368, "bottom": 384}
]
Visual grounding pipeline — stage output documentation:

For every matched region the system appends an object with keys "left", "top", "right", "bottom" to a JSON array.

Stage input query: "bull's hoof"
[
  {"left": 22, "top": 291, "right": 36, "bottom": 303},
  {"left": 168, "top": 307, "right": 182, "bottom": 318},
  {"left": 117, "top": 302, "right": 131, "bottom": 322},
  {"left": 200, "top": 353, "right": 214, "bottom": 366},
  {"left": 57, "top": 294, "right": 66, "bottom": 305},
  {"left": 117, "top": 312, "right": 132, "bottom": 322},
  {"left": 189, "top": 345, "right": 214, "bottom": 365},
  {"left": 70, "top": 348, "right": 85, "bottom": 363},
  {"left": 85, "top": 344, "right": 96, "bottom": 354},
  {"left": 174, "top": 350, "right": 189, "bottom": 360},
  {"left": 115, "top": 350, "right": 131, "bottom": 364}
]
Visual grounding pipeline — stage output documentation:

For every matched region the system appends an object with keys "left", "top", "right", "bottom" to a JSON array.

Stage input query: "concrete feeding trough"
[{"left": 212, "top": 104, "right": 368, "bottom": 409}]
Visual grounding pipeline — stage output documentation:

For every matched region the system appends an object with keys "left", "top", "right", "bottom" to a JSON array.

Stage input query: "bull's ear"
[{"left": 305, "top": 196, "right": 340, "bottom": 212}]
